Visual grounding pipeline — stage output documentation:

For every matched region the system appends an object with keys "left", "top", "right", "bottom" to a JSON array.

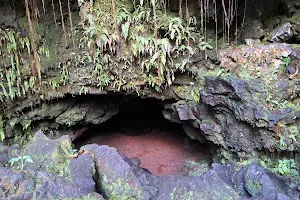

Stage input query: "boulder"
[
  {"left": 80, "top": 144, "right": 151, "bottom": 200},
  {"left": 243, "top": 163, "right": 299, "bottom": 200},
  {"left": 270, "top": 22, "right": 293, "bottom": 43},
  {"left": 70, "top": 153, "right": 96, "bottom": 194},
  {"left": 0, "top": 131, "right": 102, "bottom": 199},
  {"left": 23, "top": 130, "right": 73, "bottom": 172}
]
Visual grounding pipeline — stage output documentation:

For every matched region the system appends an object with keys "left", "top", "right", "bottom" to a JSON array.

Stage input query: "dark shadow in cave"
[
  {"left": 74, "top": 97, "right": 184, "bottom": 145},
  {"left": 74, "top": 96, "right": 212, "bottom": 176}
]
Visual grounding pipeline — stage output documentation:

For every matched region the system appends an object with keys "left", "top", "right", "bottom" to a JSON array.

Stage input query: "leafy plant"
[
  {"left": 278, "top": 134, "right": 287, "bottom": 150},
  {"left": 0, "top": 29, "right": 39, "bottom": 101},
  {"left": 60, "top": 64, "right": 69, "bottom": 85},
  {"left": 8, "top": 155, "right": 33, "bottom": 171},
  {"left": 76, "top": 1, "right": 212, "bottom": 92},
  {"left": 276, "top": 159, "right": 299, "bottom": 177},
  {"left": 279, "top": 56, "right": 291, "bottom": 71},
  {"left": 79, "top": 86, "right": 88, "bottom": 95},
  {"left": 260, "top": 156, "right": 299, "bottom": 179},
  {"left": 121, "top": 22, "right": 130, "bottom": 40},
  {"left": 198, "top": 37, "right": 213, "bottom": 51},
  {"left": 191, "top": 89, "right": 200, "bottom": 103},
  {"left": 49, "top": 78, "right": 60, "bottom": 90}
]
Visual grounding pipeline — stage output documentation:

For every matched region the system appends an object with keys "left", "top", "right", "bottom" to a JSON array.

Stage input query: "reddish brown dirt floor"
[{"left": 81, "top": 131, "right": 208, "bottom": 176}]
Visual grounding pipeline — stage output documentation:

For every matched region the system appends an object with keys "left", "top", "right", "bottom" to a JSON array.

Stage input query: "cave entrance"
[{"left": 74, "top": 97, "right": 211, "bottom": 176}]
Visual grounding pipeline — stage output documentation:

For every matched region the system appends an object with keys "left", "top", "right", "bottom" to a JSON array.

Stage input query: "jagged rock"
[
  {"left": 164, "top": 76, "right": 300, "bottom": 153},
  {"left": 243, "top": 163, "right": 299, "bottom": 200},
  {"left": 276, "top": 193, "right": 291, "bottom": 200},
  {"left": 78, "top": 144, "right": 299, "bottom": 200},
  {"left": 273, "top": 80, "right": 291, "bottom": 100},
  {"left": 0, "top": 131, "right": 103, "bottom": 199},
  {"left": 124, "top": 156, "right": 160, "bottom": 198},
  {"left": 4, "top": 98, "right": 75, "bottom": 140},
  {"left": 55, "top": 100, "right": 120, "bottom": 126},
  {"left": 183, "top": 124, "right": 206, "bottom": 143},
  {"left": 270, "top": 22, "right": 293, "bottom": 43},
  {"left": 294, "top": 80, "right": 300, "bottom": 95},
  {"left": 0, "top": 132, "right": 299, "bottom": 199},
  {"left": 70, "top": 154, "right": 96, "bottom": 194},
  {"left": 211, "top": 163, "right": 249, "bottom": 196},
  {"left": 55, "top": 103, "right": 89, "bottom": 126},
  {"left": 80, "top": 144, "right": 151, "bottom": 200},
  {"left": 284, "top": 0, "right": 300, "bottom": 16},
  {"left": 218, "top": 43, "right": 300, "bottom": 75},
  {"left": 212, "top": 163, "right": 300, "bottom": 200},
  {"left": 3, "top": 97, "right": 120, "bottom": 144},
  {"left": 23, "top": 131, "right": 73, "bottom": 172}
]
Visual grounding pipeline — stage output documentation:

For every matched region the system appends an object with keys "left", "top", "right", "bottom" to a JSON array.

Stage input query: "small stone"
[{"left": 287, "top": 66, "right": 296, "bottom": 74}]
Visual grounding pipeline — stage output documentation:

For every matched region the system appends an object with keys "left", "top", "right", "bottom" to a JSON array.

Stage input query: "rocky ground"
[
  {"left": 0, "top": 131, "right": 299, "bottom": 200},
  {"left": 75, "top": 130, "right": 209, "bottom": 176}
]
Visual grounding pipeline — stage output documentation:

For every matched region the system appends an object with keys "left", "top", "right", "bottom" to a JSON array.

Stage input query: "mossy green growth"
[
  {"left": 59, "top": 192, "right": 105, "bottom": 200},
  {"left": 46, "top": 138, "right": 74, "bottom": 181},
  {"left": 285, "top": 100, "right": 300, "bottom": 111},
  {"left": 244, "top": 176, "right": 262, "bottom": 196},
  {"left": 289, "top": 12, "right": 300, "bottom": 25},
  {"left": 288, "top": 125, "right": 298, "bottom": 141},
  {"left": 260, "top": 155, "right": 299, "bottom": 180},
  {"left": 117, "top": 0, "right": 134, "bottom": 11},
  {"left": 169, "top": 186, "right": 237, "bottom": 200},
  {"left": 170, "top": 187, "right": 200, "bottom": 200},
  {"left": 18, "top": 16, "right": 60, "bottom": 69},
  {"left": 100, "top": 175, "right": 142, "bottom": 200},
  {"left": 184, "top": 159, "right": 209, "bottom": 177}
]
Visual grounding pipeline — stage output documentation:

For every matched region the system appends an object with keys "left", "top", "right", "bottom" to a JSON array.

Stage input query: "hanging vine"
[{"left": 24, "top": 0, "right": 41, "bottom": 83}]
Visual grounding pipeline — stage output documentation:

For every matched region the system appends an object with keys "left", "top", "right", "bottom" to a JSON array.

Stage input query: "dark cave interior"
[
  {"left": 74, "top": 97, "right": 185, "bottom": 144},
  {"left": 74, "top": 96, "right": 212, "bottom": 176}
]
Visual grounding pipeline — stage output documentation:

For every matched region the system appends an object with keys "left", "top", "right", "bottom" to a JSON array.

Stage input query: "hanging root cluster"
[{"left": 196, "top": 0, "right": 245, "bottom": 49}]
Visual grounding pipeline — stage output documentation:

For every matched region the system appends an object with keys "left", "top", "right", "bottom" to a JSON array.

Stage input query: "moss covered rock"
[{"left": 80, "top": 144, "right": 150, "bottom": 199}]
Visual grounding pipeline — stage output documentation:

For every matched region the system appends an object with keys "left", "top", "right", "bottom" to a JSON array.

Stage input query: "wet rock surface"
[{"left": 0, "top": 132, "right": 298, "bottom": 200}]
